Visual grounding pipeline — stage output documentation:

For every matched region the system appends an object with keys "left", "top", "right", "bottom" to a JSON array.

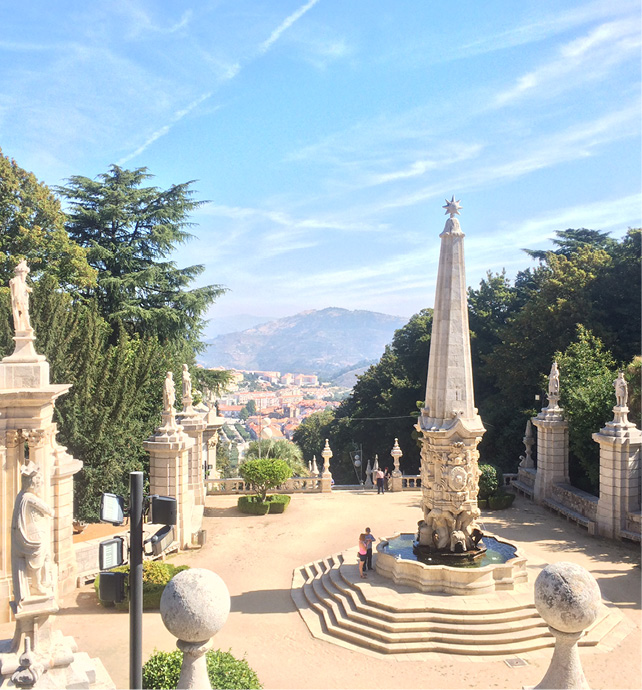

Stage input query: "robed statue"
[{"left": 11, "top": 463, "right": 55, "bottom": 607}]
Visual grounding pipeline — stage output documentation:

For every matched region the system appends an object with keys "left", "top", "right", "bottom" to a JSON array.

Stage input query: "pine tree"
[{"left": 56, "top": 165, "right": 226, "bottom": 349}]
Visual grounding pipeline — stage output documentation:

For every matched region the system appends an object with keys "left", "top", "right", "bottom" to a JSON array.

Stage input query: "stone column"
[
  {"left": 145, "top": 374, "right": 196, "bottom": 549},
  {"left": 390, "top": 438, "right": 403, "bottom": 492},
  {"left": 320, "top": 439, "right": 333, "bottom": 493},
  {"left": 160, "top": 569, "right": 230, "bottom": 690},
  {"left": 0, "top": 262, "right": 81, "bottom": 623},
  {"left": 533, "top": 562, "right": 602, "bottom": 689},
  {"left": 594, "top": 376, "right": 641, "bottom": 539},
  {"left": 533, "top": 362, "right": 569, "bottom": 504},
  {"left": 203, "top": 408, "right": 225, "bottom": 480}
]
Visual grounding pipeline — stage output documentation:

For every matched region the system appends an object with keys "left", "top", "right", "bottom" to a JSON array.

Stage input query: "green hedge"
[
  {"left": 488, "top": 492, "right": 516, "bottom": 510},
  {"left": 142, "top": 649, "right": 262, "bottom": 689},
  {"left": 95, "top": 561, "right": 189, "bottom": 610},
  {"left": 237, "top": 494, "right": 291, "bottom": 515}
]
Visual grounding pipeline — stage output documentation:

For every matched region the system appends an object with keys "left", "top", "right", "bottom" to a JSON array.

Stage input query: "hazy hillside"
[{"left": 200, "top": 307, "right": 407, "bottom": 377}]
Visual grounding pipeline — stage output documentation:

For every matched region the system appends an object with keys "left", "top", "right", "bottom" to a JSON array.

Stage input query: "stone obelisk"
[{"left": 415, "top": 197, "right": 486, "bottom": 554}]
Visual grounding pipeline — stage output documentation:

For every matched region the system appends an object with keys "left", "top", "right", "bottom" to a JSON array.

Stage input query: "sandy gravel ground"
[{"left": 2, "top": 491, "right": 640, "bottom": 689}]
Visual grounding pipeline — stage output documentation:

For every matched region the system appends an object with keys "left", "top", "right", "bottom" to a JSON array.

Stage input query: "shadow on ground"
[{"left": 231, "top": 589, "right": 296, "bottom": 615}]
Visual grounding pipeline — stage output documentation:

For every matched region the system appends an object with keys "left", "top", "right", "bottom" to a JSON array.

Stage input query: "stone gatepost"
[
  {"left": 203, "top": 407, "right": 225, "bottom": 480},
  {"left": 0, "top": 261, "right": 82, "bottom": 623},
  {"left": 145, "top": 372, "right": 196, "bottom": 549},
  {"left": 594, "top": 372, "right": 641, "bottom": 540},
  {"left": 320, "top": 439, "right": 333, "bottom": 493},
  {"left": 390, "top": 438, "right": 403, "bottom": 492},
  {"left": 533, "top": 362, "right": 569, "bottom": 504}
]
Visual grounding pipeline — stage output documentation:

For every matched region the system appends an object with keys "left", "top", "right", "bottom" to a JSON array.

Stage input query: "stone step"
[
  {"left": 300, "top": 568, "right": 555, "bottom": 656},
  {"left": 325, "top": 567, "right": 544, "bottom": 633},
  {"left": 294, "top": 554, "right": 624, "bottom": 657},
  {"left": 334, "top": 563, "right": 539, "bottom": 622}
]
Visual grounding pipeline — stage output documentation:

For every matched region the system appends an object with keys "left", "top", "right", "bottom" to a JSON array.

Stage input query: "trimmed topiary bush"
[
  {"left": 266, "top": 494, "right": 291, "bottom": 513},
  {"left": 237, "top": 494, "right": 292, "bottom": 514},
  {"left": 237, "top": 495, "right": 270, "bottom": 515},
  {"left": 95, "top": 561, "right": 189, "bottom": 610},
  {"left": 239, "top": 458, "right": 292, "bottom": 502},
  {"left": 142, "top": 648, "right": 262, "bottom": 689},
  {"left": 488, "top": 492, "right": 516, "bottom": 510}
]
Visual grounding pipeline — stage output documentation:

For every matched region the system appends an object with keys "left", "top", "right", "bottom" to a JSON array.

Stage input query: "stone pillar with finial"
[
  {"left": 533, "top": 361, "right": 569, "bottom": 504},
  {"left": 364, "top": 458, "right": 373, "bottom": 489},
  {"left": 320, "top": 439, "right": 333, "bottom": 493},
  {"left": 176, "top": 364, "right": 207, "bottom": 527},
  {"left": 160, "top": 569, "right": 230, "bottom": 689},
  {"left": 594, "top": 371, "right": 641, "bottom": 540},
  {"left": 390, "top": 438, "right": 403, "bottom": 492},
  {"left": 533, "top": 562, "right": 602, "bottom": 689},
  {"left": 145, "top": 372, "right": 196, "bottom": 549}
]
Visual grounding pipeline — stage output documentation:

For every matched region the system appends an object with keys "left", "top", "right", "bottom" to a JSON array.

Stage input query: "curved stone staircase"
[{"left": 291, "top": 549, "right": 625, "bottom": 658}]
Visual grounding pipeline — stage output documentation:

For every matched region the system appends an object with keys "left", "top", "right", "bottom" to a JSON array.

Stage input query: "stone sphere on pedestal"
[
  {"left": 534, "top": 562, "right": 601, "bottom": 633},
  {"left": 160, "top": 569, "right": 230, "bottom": 643}
]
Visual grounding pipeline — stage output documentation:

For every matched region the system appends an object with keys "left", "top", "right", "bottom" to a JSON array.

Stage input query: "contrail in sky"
[
  {"left": 259, "top": 0, "right": 321, "bottom": 54},
  {"left": 118, "top": 92, "right": 213, "bottom": 165},
  {"left": 120, "top": 1, "right": 319, "bottom": 163}
]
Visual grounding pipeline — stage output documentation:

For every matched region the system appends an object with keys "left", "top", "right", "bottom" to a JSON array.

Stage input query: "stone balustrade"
[
  {"left": 401, "top": 476, "right": 422, "bottom": 489},
  {"left": 206, "top": 476, "right": 322, "bottom": 495}
]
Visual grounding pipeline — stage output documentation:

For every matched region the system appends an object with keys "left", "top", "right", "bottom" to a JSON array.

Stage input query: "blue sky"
[{"left": 1, "top": 0, "right": 640, "bottom": 336}]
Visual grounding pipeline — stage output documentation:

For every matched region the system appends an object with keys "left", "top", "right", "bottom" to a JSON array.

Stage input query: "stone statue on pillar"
[
  {"left": 9, "top": 260, "right": 33, "bottom": 333},
  {"left": 547, "top": 361, "right": 560, "bottom": 408},
  {"left": 11, "top": 462, "right": 55, "bottom": 609},
  {"left": 614, "top": 372, "right": 627, "bottom": 408}
]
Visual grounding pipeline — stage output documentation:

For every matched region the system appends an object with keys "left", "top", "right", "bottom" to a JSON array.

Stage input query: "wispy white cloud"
[
  {"left": 258, "top": 0, "right": 321, "bottom": 54},
  {"left": 458, "top": 0, "right": 638, "bottom": 60},
  {"left": 493, "top": 18, "right": 640, "bottom": 108},
  {"left": 117, "top": 92, "right": 213, "bottom": 164}
]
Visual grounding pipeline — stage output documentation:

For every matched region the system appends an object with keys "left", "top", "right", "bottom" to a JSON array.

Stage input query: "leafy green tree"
[
  {"left": 555, "top": 325, "right": 617, "bottom": 493},
  {"left": 326, "top": 309, "right": 432, "bottom": 483},
  {"left": 239, "top": 458, "right": 291, "bottom": 502},
  {"left": 56, "top": 165, "right": 226, "bottom": 347},
  {"left": 292, "top": 409, "right": 335, "bottom": 463},
  {"left": 245, "top": 438, "right": 307, "bottom": 476},
  {"left": 0, "top": 276, "right": 177, "bottom": 520},
  {"left": 0, "top": 148, "right": 96, "bottom": 290}
]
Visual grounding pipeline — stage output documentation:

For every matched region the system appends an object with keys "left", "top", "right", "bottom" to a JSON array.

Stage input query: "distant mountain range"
[{"left": 199, "top": 307, "right": 408, "bottom": 378}]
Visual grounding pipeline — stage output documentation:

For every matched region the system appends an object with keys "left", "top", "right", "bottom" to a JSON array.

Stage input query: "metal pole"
[{"left": 129, "top": 471, "right": 144, "bottom": 690}]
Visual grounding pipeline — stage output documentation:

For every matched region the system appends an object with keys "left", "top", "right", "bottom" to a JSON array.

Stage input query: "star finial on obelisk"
[{"left": 443, "top": 195, "right": 462, "bottom": 218}]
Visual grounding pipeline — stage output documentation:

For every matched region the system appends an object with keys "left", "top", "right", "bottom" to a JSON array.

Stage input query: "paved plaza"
[{"left": 3, "top": 490, "right": 639, "bottom": 689}]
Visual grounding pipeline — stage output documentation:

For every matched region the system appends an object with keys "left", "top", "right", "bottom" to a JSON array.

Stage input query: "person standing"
[
  {"left": 363, "top": 527, "right": 376, "bottom": 571},
  {"left": 358, "top": 533, "right": 368, "bottom": 578},
  {"left": 375, "top": 468, "right": 385, "bottom": 494}
]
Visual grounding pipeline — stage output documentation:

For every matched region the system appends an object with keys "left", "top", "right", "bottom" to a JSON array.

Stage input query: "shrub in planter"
[
  {"left": 239, "top": 458, "right": 292, "bottom": 502},
  {"left": 95, "top": 561, "right": 189, "bottom": 610},
  {"left": 237, "top": 495, "right": 270, "bottom": 515},
  {"left": 142, "top": 648, "right": 262, "bottom": 689},
  {"left": 478, "top": 464, "right": 500, "bottom": 500},
  {"left": 488, "top": 492, "right": 515, "bottom": 510},
  {"left": 267, "top": 494, "right": 291, "bottom": 513}
]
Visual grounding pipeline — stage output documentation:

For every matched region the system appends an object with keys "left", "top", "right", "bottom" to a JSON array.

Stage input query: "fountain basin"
[{"left": 376, "top": 533, "right": 527, "bottom": 595}]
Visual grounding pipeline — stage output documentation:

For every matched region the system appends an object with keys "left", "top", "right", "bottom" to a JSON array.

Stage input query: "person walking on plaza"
[
  {"left": 363, "top": 527, "right": 376, "bottom": 571},
  {"left": 375, "top": 467, "right": 385, "bottom": 494},
  {"left": 358, "top": 533, "right": 368, "bottom": 578}
]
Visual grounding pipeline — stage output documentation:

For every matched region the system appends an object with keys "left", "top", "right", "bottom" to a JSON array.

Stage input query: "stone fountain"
[{"left": 376, "top": 198, "right": 527, "bottom": 594}]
